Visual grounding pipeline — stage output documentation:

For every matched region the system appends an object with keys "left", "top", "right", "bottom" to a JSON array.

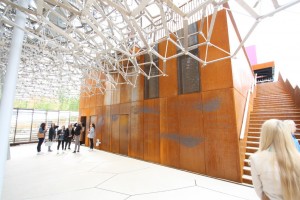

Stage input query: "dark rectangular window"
[
  {"left": 177, "top": 22, "right": 200, "bottom": 95},
  {"left": 176, "top": 22, "right": 198, "bottom": 50},
  {"left": 177, "top": 49, "right": 200, "bottom": 94},
  {"left": 144, "top": 45, "right": 159, "bottom": 99}
]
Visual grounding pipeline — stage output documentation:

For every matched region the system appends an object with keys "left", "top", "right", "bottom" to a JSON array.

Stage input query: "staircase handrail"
[{"left": 240, "top": 74, "right": 257, "bottom": 140}]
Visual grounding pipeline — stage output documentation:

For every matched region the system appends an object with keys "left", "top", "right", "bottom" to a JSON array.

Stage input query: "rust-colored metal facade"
[{"left": 79, "top": 10, "right": 253, "bottom": 182}]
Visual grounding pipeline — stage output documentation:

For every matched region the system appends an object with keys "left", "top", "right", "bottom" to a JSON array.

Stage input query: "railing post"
[{"left": 29, "top": 109, "right": 34, "bottom": 142}]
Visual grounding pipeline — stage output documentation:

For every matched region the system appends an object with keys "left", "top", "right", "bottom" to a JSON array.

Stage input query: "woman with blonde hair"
[{"left": 250, "top": 119, "right": 300, "bottom": 200}]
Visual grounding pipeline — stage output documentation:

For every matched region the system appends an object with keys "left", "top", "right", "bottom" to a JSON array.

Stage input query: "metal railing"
[
  {"left": 240, "top": 74, "right": 257, "bottom": 140},
  {"left": 10, "top": 109, "right": 78, "bottom": 144}
]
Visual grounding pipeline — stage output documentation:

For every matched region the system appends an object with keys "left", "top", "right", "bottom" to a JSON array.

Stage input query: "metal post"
[
  {"left": 13, "top": 109, "right": 19, "bottom": 143},
  {"left": 29, "top": 109, "right": 34, "bottom": 142},
  {"left": 58, "top": 110, "right": 60, "bottom": 126},
  {"left": 0, "top": 0, "right": 28, "bottom": 198},
  {"left": 68, "top": 111, "right": 71, "bottom": 126}
]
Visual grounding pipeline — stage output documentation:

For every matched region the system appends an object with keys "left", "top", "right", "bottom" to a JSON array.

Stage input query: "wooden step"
[
  {"left": 253, "top": 105, "right": 295, "bottom": 109},
  {"left": 242, "top": 174, "right": 253, "bottom": 185},
  {"left": 251, "top": 108, "right": 300, "bottom": 116},
  {"left": 248, "top": 128, "right": 262, "bottom": 132},
  {"left": 256, "top": 92, "right": 289, "bottom": 96},
  {"left": 254, "top": 101, "right": 294, "bottom": 106},
  {"left": 249, "top": 119, "right": 300, "bottom": 123},
  {"left": 248, "top": 125, "right": 263, "bottom": 128},
  {"left": 250, "top": 113, "right": 300, "bottom": 121},
  {"left": 242, "top": 81, "right": 297, "bottom": 185},
  {"left": 255, "top": 94, "right": 291, "bottom": 98},
  {"left": 249, "top": 124, "right": 300, "bottom": 129},
  {"left": 256, "top": 91, "right": 289, "bottom": 94},
  {"left": 244, "top": 159, "right": 251, "bottom": 166},
  {"left": 255, "top": 101, "right": 293, "bottom": 105},
  {"left": 250, "top": 116, "right": 300, "bottom": 124},
  {"left": 243, "top": 166, "right": 251, "bottom": 176},
  {"left": 247, "top": 132, "right": 260, "bottom": 137},
  {"left": 246, "top": 146, "right": 258, "bottom": 153},
  {"left": 247, "top": 136, "right": 260, "bottom": 142},
  {"left": 245, "top": 152, "right": 253, "bottom": 159},
  {"left": 255, "top": 96, "right": 291, "bottom": 101},
  {"left": 247, "top": 134, "right": 260, "bottom": 139},
  {"left": 252, "top": 108, "right": 300, "bottom": 113},
  {"left": 246, "top": 141, "right": 259, "bottom": 147}
]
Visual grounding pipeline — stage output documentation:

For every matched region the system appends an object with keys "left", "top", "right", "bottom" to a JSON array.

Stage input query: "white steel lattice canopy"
[{"left": 0, "top": 0, "right": 299, "bottom": 100}]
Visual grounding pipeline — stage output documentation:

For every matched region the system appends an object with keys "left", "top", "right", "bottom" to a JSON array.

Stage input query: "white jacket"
[
  {"left": 250, "top": 150, "right": 283, "bottom": 200},
  {"left": 88, "top": 127, "right": 95, "bottom": 139}
]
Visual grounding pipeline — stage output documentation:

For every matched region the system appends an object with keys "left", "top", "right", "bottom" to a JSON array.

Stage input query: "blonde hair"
[
  {"left": 283, "top": 120, "right": 296, "bottom": 133},
  {"left": 259, "top": 119, "right": 300, "bottom": 200}
]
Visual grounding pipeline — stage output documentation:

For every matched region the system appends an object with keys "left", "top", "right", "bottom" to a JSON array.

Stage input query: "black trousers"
[
  {"left": 37, "top": 138, "right": 44, "bottom": 152},
  {"left": 89, "top": 138, "right": 94, "bottom": 149},
  {"left": 64, "top": 138, "right": 71, "bottom": 150},
  {"left": 57, "top": 140, "right": 64, "bottom": 150}
]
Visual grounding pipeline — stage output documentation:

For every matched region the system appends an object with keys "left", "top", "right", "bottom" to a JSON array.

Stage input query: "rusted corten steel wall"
[{"left": 79, "top": 10, "right": 253, "bottom": 183}]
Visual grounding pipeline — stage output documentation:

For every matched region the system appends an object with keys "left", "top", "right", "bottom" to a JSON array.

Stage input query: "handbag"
[{"left": 37, "top": 132, "right": 44, "bottom": 138}]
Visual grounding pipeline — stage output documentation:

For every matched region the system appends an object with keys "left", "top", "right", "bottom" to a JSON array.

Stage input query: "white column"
[{"left": 0, "top": 0, "right": 28, "bottom": 198}]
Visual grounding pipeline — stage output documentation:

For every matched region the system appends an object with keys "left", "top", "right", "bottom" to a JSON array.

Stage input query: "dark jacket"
[
  {"left": 57, "top": 129, "right": 64, "bottom": 141},
  {"left": 64, "top": 128, "right": 71, "bottom": 140},
  {"left": 49, "top": 127, "right": 55, "bottom": 140},
  {"left": 74, "top": 125, "right": 81, "bottom": 136}
]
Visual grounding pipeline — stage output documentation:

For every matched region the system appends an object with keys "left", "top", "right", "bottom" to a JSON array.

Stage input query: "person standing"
[
  {"left": 37, "top": 123, "right": 47, "bottom": 155},
  {"left": 73, "top": 123, "right": 81, "bottom": 153},
  {"left": 250, "top": 119, "right": 300, "bottom": 200},
  {"left": 283, "top": 120, "right": 300, "bottom": 152},
  {"left": 57, "top": 126, "right": 65, "bottom": 154},
  {"left": 48, "top": 123, "right": 56, "bottom": 152},
  {"left": 80, "top": 123, "right": 85, "bottom": 145},
  {"left": 64, "top": 124, "right": 73, "bottom": 150},
  {"left": 88, "top": 123, "right": 95, "bottom": 151}
]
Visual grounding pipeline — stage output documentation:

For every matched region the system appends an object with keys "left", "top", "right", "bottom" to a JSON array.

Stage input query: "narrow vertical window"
[
  {"left": 177, "top": 22, "right": 201, "bottom": 94},
  {"left": 144, "top": 45, "right": 159, "bottom": 99}
]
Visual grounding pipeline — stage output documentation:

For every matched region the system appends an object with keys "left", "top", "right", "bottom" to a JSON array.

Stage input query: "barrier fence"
[{"left": 10, "top": 109, "right": 78, "bottom": 144}]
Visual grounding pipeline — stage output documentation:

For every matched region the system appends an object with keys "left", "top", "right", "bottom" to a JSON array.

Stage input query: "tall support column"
[{"left": 0, "top": 0, "right": 28, "bottom": 198}]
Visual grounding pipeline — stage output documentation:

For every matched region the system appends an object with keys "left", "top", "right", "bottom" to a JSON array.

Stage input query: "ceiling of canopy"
[{"left": 0, "top": 0, "right": 299, "bottom": 101}]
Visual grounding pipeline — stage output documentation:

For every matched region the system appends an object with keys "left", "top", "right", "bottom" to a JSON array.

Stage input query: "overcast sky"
[{"left": 241, "top": 2, "right": 300, "bottom": 87}]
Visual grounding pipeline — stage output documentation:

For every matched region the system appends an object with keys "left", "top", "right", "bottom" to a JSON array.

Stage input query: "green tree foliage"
[{"left": 14, "top": 97, "right": 79, "bottom": 111}]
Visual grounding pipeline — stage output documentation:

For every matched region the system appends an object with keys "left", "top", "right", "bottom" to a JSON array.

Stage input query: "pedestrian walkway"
[{"left": 3, "top": 143, "right": 258, "bottom": 200}]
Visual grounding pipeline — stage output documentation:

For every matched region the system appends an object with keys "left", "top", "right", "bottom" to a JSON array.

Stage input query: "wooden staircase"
[{"left": 242, "top": 81, "right": 300, "bottom": 184}]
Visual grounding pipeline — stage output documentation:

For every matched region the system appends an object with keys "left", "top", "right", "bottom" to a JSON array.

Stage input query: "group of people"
[
  {"left": 37, "top": 122, "right": 96, "bottom": 154},
  {"left": 250, "top": 119, "right": 300, "bottom": 200},
  {"left": 37, "top": 118, "right": 300, "bottom": 199}
]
